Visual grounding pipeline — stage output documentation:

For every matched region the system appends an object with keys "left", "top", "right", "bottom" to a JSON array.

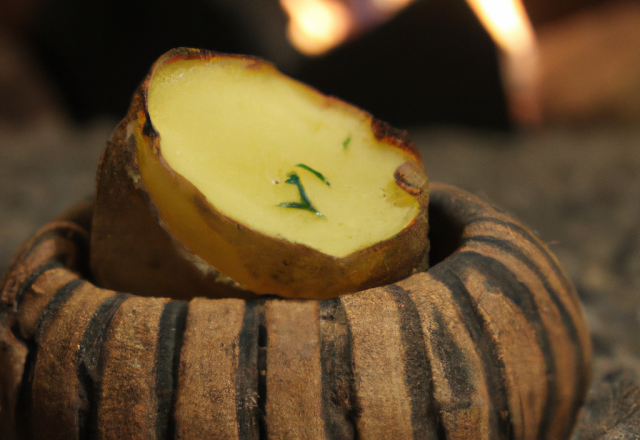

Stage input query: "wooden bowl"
[{"left": 0, "top": 182, "right": 591, "bottom": 440}]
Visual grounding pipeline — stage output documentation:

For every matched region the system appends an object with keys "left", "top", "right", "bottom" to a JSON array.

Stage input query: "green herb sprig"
[
  {"left": 278, "top": 172, "right": 326, "bottom": 218},
  {"left": 295, "top": 163, "right": 330, "bottom": 186}
]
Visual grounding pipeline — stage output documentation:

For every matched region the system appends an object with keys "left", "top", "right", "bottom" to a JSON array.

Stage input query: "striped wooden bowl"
[{"left": 0, "top": 182, "right": 591, "bottom": 440}]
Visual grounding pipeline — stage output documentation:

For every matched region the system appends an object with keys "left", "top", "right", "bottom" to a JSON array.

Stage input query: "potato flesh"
[{"left": 146, "top": 58, "right": 419, "bottom": 258}]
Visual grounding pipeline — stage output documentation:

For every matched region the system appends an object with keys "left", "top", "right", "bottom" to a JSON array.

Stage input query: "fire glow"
[
  {"left": 466, "top": 0, "right": 540, "bottom": 123},
  {"left": 466, "top": 0, "right": 536, "bottom": 56},
  {"left": 279, "top": 0, "right": 413, "bottom": 56},
  {"left": 279, "top": 0, "right": 352, "bottom": 56},
  {"left": 280, "top": 0, "right": 540, "bottom": 122}
]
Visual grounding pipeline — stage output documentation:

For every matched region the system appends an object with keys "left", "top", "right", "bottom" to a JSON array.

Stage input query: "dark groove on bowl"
[
  {"left": 463, "top": 235, "right": 587, "bottom": 438},
  {"left": 15, "top": 278, "right": 83, "bottom": 440},
  {"left": 154, "top": 300, "right": 189, "bottom": 440},
  {"left": 236, "top": 301, "right": 261, "bottom": 440},
  {"left": 257, "top": 304, "right": 268, "bottom": 440},
  {"left": 77, "top": 293, "right": 129, "bottom": 440},
  {"left": 319, "top": 298, "right": 356, "bottom": 440},
  {"left": 387, "top": 284, "right": 441, "bottom": 440},
  {"left": 430, "top": 264, "right": 513, "bottom": 439},
  {"left": 14, "top": 261, "right": 65, "bottom": 310}
]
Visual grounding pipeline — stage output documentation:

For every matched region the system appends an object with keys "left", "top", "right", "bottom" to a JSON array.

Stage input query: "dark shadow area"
[
  {"left": 427, "top": 193, "right": 465, "bottom": 266},
  {"left": 27, "top": 0, "right": 267, "bottom": 121},
  {"left": 296, "top": 0, "right": 510, "bottom": 130},
  {"left": 20, "top": 0, "right": 510, "bottom": 130}
]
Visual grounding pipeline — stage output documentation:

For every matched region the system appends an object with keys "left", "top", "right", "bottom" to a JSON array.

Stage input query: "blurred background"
[{"left": 1, "top": 0, "right": 640, "bottom": 434}]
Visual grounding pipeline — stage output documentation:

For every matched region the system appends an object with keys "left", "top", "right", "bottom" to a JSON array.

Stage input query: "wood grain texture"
[
  {"left": 0, "top": 182, "right": 591, "bottom": 440},
  {"left": 342, "top": 288, "right": 422, "bottom": 439},
  {"left": 96, "top": 296, "right": 169, "bottom": 440},
  {"left": 399, "top": 272, "right": 497, "bottom": 440},
  {"left": 265, "top": 299, "right": 326, "bottom": 439},
  {"left": 173, "top": 298, "right": 248, "bottom": 440},
  {"left": 30, "top": 281, "right": 115, "bottom": 440}
]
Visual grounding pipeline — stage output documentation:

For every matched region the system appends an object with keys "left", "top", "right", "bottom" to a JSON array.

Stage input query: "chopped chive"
[
  {"left": 278, "top": 202, "right": 307, "bottom": 209},
  {"left": 285, "top": 173, "right": 315, "bottom": 208},
  {"left": 278, "top": 202, "right": 326, "bottom": 218},
  {"left": 277, "top": 172, "right": 326, "bottom": 218},
  {"left": 343, "top": 136, "right": 351, "bottom": 150},
  {"left": 295, "top": 164, "right": 330, "bottom": 186}
]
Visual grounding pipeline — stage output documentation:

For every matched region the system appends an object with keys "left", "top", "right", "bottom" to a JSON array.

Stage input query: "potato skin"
[
  {"left": 91, "top": 118, "right": 253, "bottom": 301},
  {"left": 91, "top": 47, "right": 429, "bottom": 300}
]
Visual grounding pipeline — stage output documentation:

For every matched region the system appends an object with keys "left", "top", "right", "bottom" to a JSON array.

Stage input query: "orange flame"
[
  {"left": 279, "top": 0, "right": 418, "bottom": 56},
  {"left": 280, "top": 0, "right": 353, "bottom": 56},
  {"left": 465, "top": 0, "right": 536, "bottom": 55},
  {"left": 279, "top": 0, "right": 540, "bottom": 123},
  {"left": 466, "top": 0, "right": 540, "bottom": 124}
]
